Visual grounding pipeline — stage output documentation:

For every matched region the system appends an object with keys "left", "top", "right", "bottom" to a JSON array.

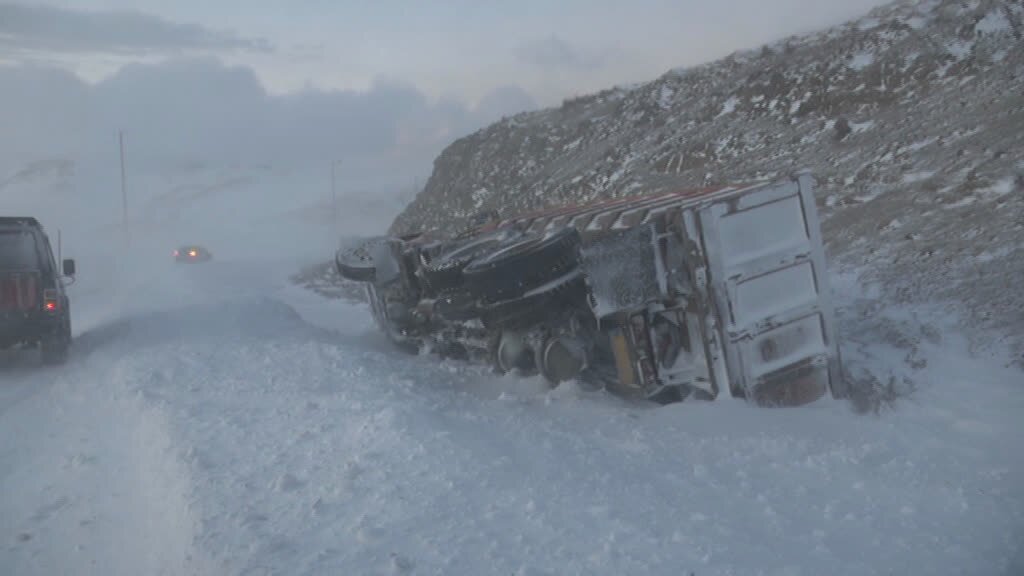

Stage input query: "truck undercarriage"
[{"left": 338, "top": 173, "right": 844, "bottom": 406}]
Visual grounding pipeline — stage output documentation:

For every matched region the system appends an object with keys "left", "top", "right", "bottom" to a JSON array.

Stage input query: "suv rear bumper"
[{"left": 0, "top": 311, "right": 62, "bottom": 348}]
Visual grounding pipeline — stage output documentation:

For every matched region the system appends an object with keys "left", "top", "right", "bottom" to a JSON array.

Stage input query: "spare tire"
[
  {"left": 420, "top": 229, "right": 522, "bottom": 294},
  {"left": 336, "top": 237, "right": 399, "bottom": 283},
  {"left": 462, "top": 227, "right": 581, "bottom": 303}
]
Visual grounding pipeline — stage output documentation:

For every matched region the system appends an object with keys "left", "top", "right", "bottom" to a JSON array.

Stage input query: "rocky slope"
[{"left": 392, "top": 0, "right": 1023, "bottom": 361}]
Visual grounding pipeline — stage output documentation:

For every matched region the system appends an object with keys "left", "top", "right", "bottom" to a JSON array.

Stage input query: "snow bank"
[{"left": 0, "top": 351, "right": 209, "bottom": 576}]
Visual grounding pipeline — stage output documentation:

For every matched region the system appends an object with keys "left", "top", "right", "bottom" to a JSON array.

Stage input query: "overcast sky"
[
  {"left": 1, "top": 0, "right": 890, "bottom": 199},
  {"left": 5, "top": 0, "right": 888, "bottom": 105}
]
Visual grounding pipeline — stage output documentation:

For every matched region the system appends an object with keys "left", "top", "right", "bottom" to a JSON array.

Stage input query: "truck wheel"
[
  {"left": 41, "top": 316, "right": 70, "bottom": 365},
  {"left": 536, "top": 335, "right": 587, "bottom": 384},
  {"left": 491, "top": 330, "right": 537, "bottom": 375},
  {"left": 420, "top": 229, "right": 521, "bottom": 294},
  {"left": 366, "top": 284, "right": 420, "bottom": 355},
  {"left": 462, "top": 227, "right": 581, "bottom": 304}
]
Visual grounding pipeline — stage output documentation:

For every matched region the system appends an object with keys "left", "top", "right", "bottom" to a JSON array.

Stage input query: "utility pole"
[
  {"left": 119, "top": 130, "right": 131, "bottom": 249},
  {"left": 119, "top": 131, "right": 127, "bottom": 227},
  {"left": 331, "top": 159, "right": 343, "bottom": 230}
]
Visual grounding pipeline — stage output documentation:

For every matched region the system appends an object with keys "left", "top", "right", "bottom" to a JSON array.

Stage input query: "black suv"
[{"left": 0, "top": 217, "right": 76, "bottom": 364}]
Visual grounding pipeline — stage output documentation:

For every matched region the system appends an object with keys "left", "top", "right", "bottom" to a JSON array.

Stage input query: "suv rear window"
[{"left": 0, "top": 230, "right": 40, "bottom": 271}]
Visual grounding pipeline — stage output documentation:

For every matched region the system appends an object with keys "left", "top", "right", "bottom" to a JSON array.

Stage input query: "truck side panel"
[{"left": 698, "top": 174, "right": 844, "bottom": 404}]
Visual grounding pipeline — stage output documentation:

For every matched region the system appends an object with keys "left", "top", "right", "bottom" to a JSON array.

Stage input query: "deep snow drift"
[{"left": 1, "top": 253, "right": 1022, "bottom": 575}]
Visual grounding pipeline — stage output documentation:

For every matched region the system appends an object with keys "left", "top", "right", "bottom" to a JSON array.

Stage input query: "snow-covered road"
[{"left": 1, "top": 260, "right": 1022, "bottom": 575}]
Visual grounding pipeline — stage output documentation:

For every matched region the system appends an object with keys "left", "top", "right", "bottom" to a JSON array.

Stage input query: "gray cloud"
[
  {"left": 0, "top": 59, "right": 536, "bottom": 191},
  {"left": 516, "top": 35, "right": 605, "bottom": 71},
  {"left": 0, "top": 3, "right": 272, "bottom": 55},
  {"left": 474, "top": 85, "right": 537, "bottom": 121}
]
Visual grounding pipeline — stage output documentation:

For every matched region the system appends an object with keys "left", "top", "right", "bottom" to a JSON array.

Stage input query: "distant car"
[
  {"left": 0, "top": 216, "right": 75, "bottom": 364},
  {"left": 174, "top": 245, "right": 212, "bottom": 263}
]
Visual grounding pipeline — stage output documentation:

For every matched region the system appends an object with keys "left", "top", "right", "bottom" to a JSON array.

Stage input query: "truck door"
[{"left": 698, "top": 174, "right": 844, "bottom": 405}]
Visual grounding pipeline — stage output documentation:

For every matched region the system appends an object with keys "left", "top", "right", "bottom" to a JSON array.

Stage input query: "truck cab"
[{"left": 0, "top": 217, "right": 76, "bottom": 364}]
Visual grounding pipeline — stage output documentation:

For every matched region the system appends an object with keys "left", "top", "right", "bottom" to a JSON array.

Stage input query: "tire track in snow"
[{"left": 0, "top": 345, "right": 210, "bottom": 576}]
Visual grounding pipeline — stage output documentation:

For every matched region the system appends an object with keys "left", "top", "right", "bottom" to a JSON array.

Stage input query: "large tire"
[
  {"left": 480, "top": 273, "right": 588, "bottom": 330},
  {"left": 420, "top": 229, "right": 521, "bottom": 294},
  {"left": 432, "top": 290, "right": 481, "bottom": 322},
  {"left": 462, "top": 227, "right": 581, "bottom": 304},
  {"left": 336, "top": 237, "right": 399, "bottom": 283},
  {"left": 41, "top": 314, "right": 70, "bottom": 365}
]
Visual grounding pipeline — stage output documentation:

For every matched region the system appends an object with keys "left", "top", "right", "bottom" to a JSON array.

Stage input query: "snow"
[
  {"left": 1, "top": 238, "right": 1022, "bottom": 576},
  {"left": 4, "top": 260, "right": 1019, "bottom": 573},
  {"left": 945, "top": 194, "right": 977, "bottom": 208},
  {"left": 853, "top": 184, "right": 887, "bottom": 204},
  {"left": 789, "top": 93, "right": 810, "bottom": 116},
  {"left": 905, "top": 16, "right": 928, "bottom": 30},
  {"left": 905, "top": 137, "right": 937, "bottom": 153},
  {"left": 657, "top": 85, "right": 675, "bottom": 110},
  {"left": 848, "top": 50, "right": 875, "bottom": 71},
  {"left": 976, "top": 243, "right": 1017, "bottom": 263},
  {"left": 902, "top": 170, "right": 935, "bottom": 183},
  {"left": 946, "top": 40, "right": 973, "bottom": 61},
  {"left": 975, "top": 10, "right": 1011, "bottom": 34},
  {"left": 941, "top": 177, "right": 1015, "bottom": 210},
  {"left": 471, "top": 187, "right": 489, "bottom": 209},
  {"left": 856, "top": 17, "right": 880, "bottom": 31},
  {"left": 985, "top": 176, "right": 1016, "bottom": 197},
  {"left": 581, "top": 226, "right": 660, "bottom": 318},
  {"left": 849, "top": 120, "right": 875, "bottom": 134},
  {"left": 716, "top": 95, "right": 739, "bottom": 118}
]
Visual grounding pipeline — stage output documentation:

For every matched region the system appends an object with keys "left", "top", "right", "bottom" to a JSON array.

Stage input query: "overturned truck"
[{"left": 337, "top": 173, "right": 844, "bottom": 406}]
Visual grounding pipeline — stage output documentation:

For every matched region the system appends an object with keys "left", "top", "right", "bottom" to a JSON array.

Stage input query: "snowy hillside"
[{"left": 391, "top": 0, "right": 1024, "bottom": 357}]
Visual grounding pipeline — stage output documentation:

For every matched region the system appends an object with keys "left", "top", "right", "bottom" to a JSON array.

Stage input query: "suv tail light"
[{"left": 43, "top": 289, "right": 59, "bottom": 313}]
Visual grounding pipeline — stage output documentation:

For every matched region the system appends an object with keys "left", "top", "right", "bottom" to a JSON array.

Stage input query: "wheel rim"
[
  {"left": 539, "top": 337, "right": 586, "bottom": 384},
  {"left": 496, "top": 331, "right": 534, "bottom": 373}
]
